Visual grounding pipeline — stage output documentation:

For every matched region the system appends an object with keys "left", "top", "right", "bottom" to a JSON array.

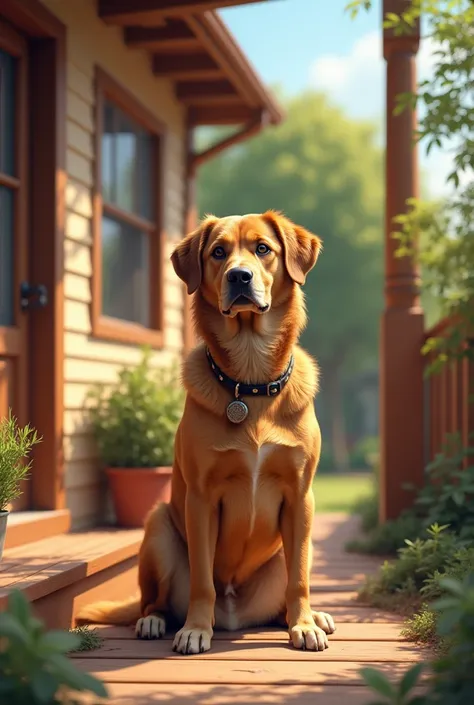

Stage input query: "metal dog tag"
[{"left": 226, "top": 399, "right": 249, "bottom": 424}]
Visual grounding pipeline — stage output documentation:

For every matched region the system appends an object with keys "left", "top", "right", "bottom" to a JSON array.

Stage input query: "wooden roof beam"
[
  {"left": 124, "top": 22, "right": 199, "bottom": 51},
  {"left": 176, "top": 79, "right": 241, "bottom": 105},
  {"left": 153, "top": 53, "right": 223, "bottom": 80},
  {"left": 99, "top": 0, "right": 271, "bottom": 25},
  {"left": 188, "top": 104, "right": 256, "bottom": 126}
]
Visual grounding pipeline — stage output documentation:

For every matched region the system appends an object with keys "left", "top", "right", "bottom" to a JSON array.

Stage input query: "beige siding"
[{"left": 41, "top": 0, "right": 187, "bottom": 528}]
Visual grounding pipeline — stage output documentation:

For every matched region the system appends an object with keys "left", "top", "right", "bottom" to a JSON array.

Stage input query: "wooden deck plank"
[
  {"left": 75, "top": 658, "right": 417, "bottom": 685},
  {"left": 71, "top": 638, "right": 425, "bottom": 661},
  {"left": 105, "top": 683, "right": 377, "bottom": 704},
  {"left": 91, "top": 622, "right": 405, "bottom": 641}
]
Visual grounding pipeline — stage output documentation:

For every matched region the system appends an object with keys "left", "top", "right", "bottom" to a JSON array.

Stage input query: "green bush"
[
  {"left": 358, "top": 524, "right": 461, "bottom": 613},
  {"left": 0, "top": 413, "right": 41, "bottom": 512},
  {"left": 88, "top": 347, "right": 184, "bottom": 468},
  {"left": 411, "top": 437, "right": 474, "bottom": 542},
  {"left": 68, "top": 626, "right": 103, "bottom": 653},
  {"left": 348, "top": 437, "right": 474, "bottom": 556},
  {"left": 402, "top": 547, "right": 474, "bottom": 646},
  {"left": 0, "top": 590, "right": 107, "bottom": 704},
  {"left": 361, "top": 574, "right": 474, "bottom": 705},
  {"left": 351, "top": 491, "right": 379, "bottom": 533},
  {"left": 347, "top": 511, "right": 423, "bottom": 556}
]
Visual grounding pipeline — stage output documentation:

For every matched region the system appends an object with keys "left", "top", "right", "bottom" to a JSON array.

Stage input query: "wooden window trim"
[{"left": 93, "top": 67, "right": 165, "bottom": 348}]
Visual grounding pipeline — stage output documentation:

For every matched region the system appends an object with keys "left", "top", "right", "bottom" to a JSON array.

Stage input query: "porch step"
[
  {"left": 4, "top": 509, "right": 71, "bottom": 550},
  {"left": 0, "top": 527, "right": 143, "bottom": 629}
]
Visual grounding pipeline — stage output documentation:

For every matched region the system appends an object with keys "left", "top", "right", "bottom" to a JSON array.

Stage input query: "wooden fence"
[{"left": 424, "top": 316, "right": 474, "bottom": 463}]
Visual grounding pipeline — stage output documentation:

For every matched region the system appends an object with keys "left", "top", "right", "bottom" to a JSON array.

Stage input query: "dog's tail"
[{"left": 76, "top": 596, "right": 140, "bottom": 626}]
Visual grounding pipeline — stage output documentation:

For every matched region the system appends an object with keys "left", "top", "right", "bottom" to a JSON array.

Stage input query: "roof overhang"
[{"left": 97, "top": 0, "right": 284, "bottom": 127}]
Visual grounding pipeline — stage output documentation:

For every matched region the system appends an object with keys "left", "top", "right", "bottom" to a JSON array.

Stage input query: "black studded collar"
[{"left": 206, "top": 348, "right": 294, "bottom": 398}]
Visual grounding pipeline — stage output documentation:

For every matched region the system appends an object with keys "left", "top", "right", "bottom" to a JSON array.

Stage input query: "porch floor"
[{"left": 72, "top": 513, "right": 429, "bottom": 704}]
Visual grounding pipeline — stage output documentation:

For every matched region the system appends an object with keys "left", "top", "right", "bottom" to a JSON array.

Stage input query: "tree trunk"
[{"left": 325, "top": 364, "right": 349, "bottom": 472}]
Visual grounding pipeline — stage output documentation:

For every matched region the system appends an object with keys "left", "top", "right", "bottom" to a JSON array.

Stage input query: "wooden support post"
[
  {"left": 182, "top": 122, "right": 198, "bottom": 354},
  {"left": 380, "top": 0, "right": 425, "bottom": 521}
]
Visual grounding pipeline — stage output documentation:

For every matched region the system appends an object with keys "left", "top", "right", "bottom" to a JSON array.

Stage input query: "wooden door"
[{"left": 0, "top": 21, "right": 29, "bottom": 509}]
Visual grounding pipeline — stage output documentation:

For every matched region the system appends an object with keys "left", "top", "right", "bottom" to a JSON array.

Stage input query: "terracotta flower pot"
[
  {"left": 106, "top": 467, "right": 172, "bottom": 528},
  {"left": 0, "top": 510, "right": 9, "bottom": 561}
]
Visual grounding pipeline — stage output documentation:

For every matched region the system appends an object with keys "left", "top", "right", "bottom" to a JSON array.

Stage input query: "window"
[{"left": 92, "top": 68, "right": 164, "bottom": 346}]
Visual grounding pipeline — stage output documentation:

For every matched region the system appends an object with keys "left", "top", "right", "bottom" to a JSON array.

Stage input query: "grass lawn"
[{"left": 313, "top": 473, "right": 374, "bottom": 513}]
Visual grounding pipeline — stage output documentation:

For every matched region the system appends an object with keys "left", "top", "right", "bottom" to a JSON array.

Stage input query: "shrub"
[
  {"left": 0, "top": 590, "right": 107, "bottom": 704},
  {"left": 347, "top": 511, "right": 423, "bottom": 556},
  {"left": 411, "top": 437, "right": 474, "bottom": 542},
  {"left": 402, "top": 547, "right": 474, "bottom": 647},
  {"left": 351, "top": 491, "right": 379, "bottom": 534},
  {"left": 361, "top": 574, "right": 474, "bottom": 705},
  {"left": 348, "top": 437, "right": 474, "bottom": 556},
  {"left": 68, "top": 626, "right": 103, "bottom": 653},
  {"left": 0, "top": 413, "right": 41, "bottom": 512},
  {"left": 358, "top": 525, "right": 461, "bottom": 613},
  {"left": 88, "top": 347, "right": 184, "bottom": 468},
  {"left": 402, "top": 605, "right": 438, "bottom": 647}
]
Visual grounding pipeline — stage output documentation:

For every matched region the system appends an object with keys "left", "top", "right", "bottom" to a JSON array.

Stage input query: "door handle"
[{"left": 20, "top": 282, "right": 48, "bottom": 311}]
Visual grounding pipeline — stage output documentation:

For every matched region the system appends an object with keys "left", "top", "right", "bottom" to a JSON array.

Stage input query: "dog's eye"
[
  {"left": 211, "top": 246, "right": 226, "bottom": 260},
  {"left": 256, "top": 243, "right": 271, "bottom": 256}
]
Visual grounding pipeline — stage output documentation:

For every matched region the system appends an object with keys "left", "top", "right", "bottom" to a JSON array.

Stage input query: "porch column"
[
  {"left": 182, "top": 123, "right": 198, "bottom": 353},
  {"left": 380, "top": 0, "right": 425, "bottom": 521}
]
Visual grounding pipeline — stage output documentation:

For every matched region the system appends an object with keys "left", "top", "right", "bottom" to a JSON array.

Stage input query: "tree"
[{"left": 197, "top": 92, "right": 384, "bottom": 470}]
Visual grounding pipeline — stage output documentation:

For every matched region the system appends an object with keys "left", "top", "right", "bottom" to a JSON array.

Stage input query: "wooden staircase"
[{"left": 0, "top": 517, "right": 142, "bottom": 629}]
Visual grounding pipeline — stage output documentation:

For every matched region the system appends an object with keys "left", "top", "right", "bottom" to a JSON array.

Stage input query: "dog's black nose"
[{"left": 226, "top": 267, "right": 253, "bottom": 284}]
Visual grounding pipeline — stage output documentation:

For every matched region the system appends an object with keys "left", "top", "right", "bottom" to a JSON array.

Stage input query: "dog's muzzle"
[{"left": 222, "top": 267, "right": 269, "bottom": 315}]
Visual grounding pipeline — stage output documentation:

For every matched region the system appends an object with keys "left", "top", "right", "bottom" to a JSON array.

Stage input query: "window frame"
[{"left": 92, "top": 67, "right": 165, "bottom": 348}]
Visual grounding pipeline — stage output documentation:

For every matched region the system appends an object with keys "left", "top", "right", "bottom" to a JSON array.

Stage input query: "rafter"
[
  {"left": 176, "top": 79, "right": 240, "bottom": 105},
  {"left": 124, "top": 22, "right": 199, "bottom": 52},
  {"left": 188, "top": 104, "right": 256, "bottom": 126},
  {"left": 99, "top": 0, "right": 271, "bottom": 25},
  {"left": 153, "top": 53, "right": 222, "bottom": 80}
]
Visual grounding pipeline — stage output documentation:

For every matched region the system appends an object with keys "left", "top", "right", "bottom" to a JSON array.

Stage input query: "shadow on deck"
[{"left": 72, "top": 513, "right": 428, "bottom": 704}]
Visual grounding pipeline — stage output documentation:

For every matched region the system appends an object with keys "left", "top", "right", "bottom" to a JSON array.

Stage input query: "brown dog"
[{"left": 77, "top": 211, "right": 335, "bottom": 653}]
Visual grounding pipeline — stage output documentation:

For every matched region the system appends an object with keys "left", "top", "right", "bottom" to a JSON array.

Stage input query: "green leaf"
[
  {"left": 436, "top": 608, "right": 461, "bottom": 636},
  {"left": 49, "top": 653, "right": 109, "bottom": 698},
  {"left": 360, "top": 667, "right": 395, "bottom": 698},
  {"left": 0, "top": 612, "right": 29, "bottom": 644},
  {"left": 41, "top": 629, "right": 81, "bottom": 653},
  {"left": 0, "top": 676, "right": 17, "bottom": 694},
  {"left": 438, "top": 577, "right": 464, "bottom": 596},
  {"left": 399, "top": 663, "right": 424, "bottom": 697},
  {"left": 30, "top": 671, "right": 60, "bottom": 703},
  {"left": 7, "top": 590, "right": 32, "bottom": 628}
]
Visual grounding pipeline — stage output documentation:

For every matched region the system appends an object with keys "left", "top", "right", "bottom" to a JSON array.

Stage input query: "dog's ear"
[
  {"left": 262, "top": 210, "right": 322, "bottom": 285},
  {"left": 171, "top": 215, "right": 218, "bottom": 294}
]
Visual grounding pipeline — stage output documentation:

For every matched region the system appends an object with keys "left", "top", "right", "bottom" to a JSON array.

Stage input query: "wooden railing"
[{"left": 424, "top": 316, "right": 474, "bottom": 463}]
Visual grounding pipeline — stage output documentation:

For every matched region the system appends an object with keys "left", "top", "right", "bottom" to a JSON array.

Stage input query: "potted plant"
[
  {"left": 0, "top": 589, "right": 108, "bottom": 704},
  {"left": 0, "top": 412, "right": 41, "bottom": 560},
  {"left": 88, "top": 348, "right": 184, "bottom": 528}
]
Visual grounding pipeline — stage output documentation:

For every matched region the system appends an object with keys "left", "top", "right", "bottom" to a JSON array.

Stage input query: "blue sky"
[{"left": 220, "top": 0, "right": 456, "bottom": 197}]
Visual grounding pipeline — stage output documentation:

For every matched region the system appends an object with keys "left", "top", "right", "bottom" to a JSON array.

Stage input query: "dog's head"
[{"left": 171, "top": 211, "right": 322, "bottom": 317}]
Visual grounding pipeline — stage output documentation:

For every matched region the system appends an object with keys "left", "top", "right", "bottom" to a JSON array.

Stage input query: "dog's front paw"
[
  {"left": 135, "top": 614, "right": 166, "bottom": 639},
  {"left": 289, "top": 621, "right": 329, "bottom": 651},
  {"left": 312, "top": 610, "right": 336, "bottom": 635},
  {"left": 172, "top": 626, "right": 213, "bottom": 654}
]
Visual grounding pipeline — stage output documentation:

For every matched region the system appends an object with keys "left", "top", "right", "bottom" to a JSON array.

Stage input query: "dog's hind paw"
[{"left": 135, "top": 614, "right": 166, "bottom": 639}]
